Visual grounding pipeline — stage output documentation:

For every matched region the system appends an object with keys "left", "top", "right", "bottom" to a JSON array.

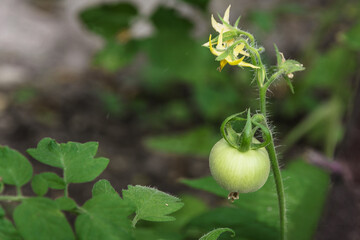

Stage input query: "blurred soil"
[{"left": 315, "top": 78, "right": 360, "bottom": 240}]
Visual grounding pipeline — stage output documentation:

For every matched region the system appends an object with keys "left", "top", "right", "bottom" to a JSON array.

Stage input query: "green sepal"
[
  {"left": 284, "top": 75, "right": 295, "bottom": 94},
  {"left": 208, "top": 31, "right": 240, "bottom": 46},
  {"left": 215, "top": 48, "right": 230, "bottom": 61},
  {"left": 274, "top": 44, "right": 282, "bottom": 66},
  {"left": 274, "top": 44, "right": 305, "bottom": 75},
  {"left": 250, "top": 114, "right": 271, "bottom": 150},
  {"left": 220, "top": 112, "right": 246, "bottom": 149},
  {"left": 215, "top": 43, "right": 240, "bottom": 61},
  {"left": 217, "top": 14, "right": 237, "bottom": 32},
  {"left": 238, "top": 109, "right": 253, "bottom": 152},
  {"left": 234, "top": 17, "right": 241, "bottom": 28}
]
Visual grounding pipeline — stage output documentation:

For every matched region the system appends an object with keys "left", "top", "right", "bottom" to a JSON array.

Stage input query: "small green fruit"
[{"left": 209, "top": 138, "right": 270, "bottom": 193}]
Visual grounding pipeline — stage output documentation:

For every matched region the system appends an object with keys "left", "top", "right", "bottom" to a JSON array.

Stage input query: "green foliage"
[
  {"left": 281, "top": 98, "right": 343, "bottom": 156},
  {"left": 14, "top": 197, "right": 75, "bottom": 240},
  {"left": 92, "top": 179, "right": 118, "bottom": 197},
  {"left": 31, "top": 172, "right": 65, "bottom": 196},
  {"left": 0, "top": 206, "right": 21, "bottom": 240},
  {"left": 190, "top": 207, "right": 278, "bottom": 240},
  {"left": 79, "top": 3, "right": 254, "bottom": 124},
  {"left": 142, "top": 7, "right": 210, "bottom": 87},
  {"left": 79, "top": 2, "right": 139, "bottom": 72},
  {"left": 180, "top": 0, "right": 210, "bottom": 10},
  {"left": 27, "top": 138, "right": 109, "bottom": 184},
  {"left": 249, "top": 10, "right": 275, "bottom": 32},
  {"left": 0, "top": 139, "right": 185, "bottom": 240},
  {"left": 97, "top": 89, "right": 125, "bottom": 116},
  {"left": 75, "top": 194, "right": 133, "bottom": 240},
  {"left": 182, "top": 160, "right": 329, "bottom": 240},
  {"left": 0, "top": 146, "right": 33, "bottom": 187},
  {"left": 94, "top": 40, "right": 138, "bottom": 72},
  {"left": 144, "top": 127, "right": 219, "bottom": 157},
  {"left": 79, "top": 3, "right": 137, "bottom": 40},
  {"left": 55, "top": 197, "right": 77, "bottom": 211},
  {"left": 0, "top": 218, "right": 21, "bottom": 240},
  {"left": 123, "top": 185, "right": 184, "bottom": 226},
  {"left": 193, "top": 83, "right": 244, "bottom": 120},
  {"left": 199, "top": 228, "right": 235, "bottom": 240},
  {"left": 3, "top": 1, "right": 353, "bottom": 238},
  {"left": 343, "top": 21, "right": 360, "bottom": 50},
  {"left": 12, "top": 87, "right": 38, "bottom": 104},
  {"left": 303, "top": 48, "right": 355, "bottom": 93},
  {"left": 181, "top": 176, "right": 228, "bottom": 197},
  {"left": 164, "top": 194, "right": 208, "bottom": 230},
  {"left": 249, "top": 4, "right": 304, "bottom": 32}
]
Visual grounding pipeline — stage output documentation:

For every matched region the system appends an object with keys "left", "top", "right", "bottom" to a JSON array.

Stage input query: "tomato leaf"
[
  {"left": 92, "top": 179, "right": 118, "bottom": 197},
  {"left": 188, "top": 207, "right": 278, "bottom": 240},
  {"left": 14, "top": 197, "right": 75, "bottom": 240},
  {"left": 55, "top": 197, "right": 77, "bottom": 211},
  {"left": 27, "top": 138, "right": 109, "bottom": 184},
  {"left": 75, "top": 195, "right": 133, "bottom": 240},
  {"left": 31, "top": 174, "right": 48, "bottom": 196},
  {"left": 0, "top": 206, "right": 22, "bottom": 240},
  {"left": 199, "top": 228, "right": 235, "bottom": 240},
  {"left": 0, "top": 146, "right": 33, "bottom": 187},
  {"left": 31, "top": 172, "right": 65, "bottom": 196},
  {"left": 122, "top": 185, "right": 184, "bottom": 226}
]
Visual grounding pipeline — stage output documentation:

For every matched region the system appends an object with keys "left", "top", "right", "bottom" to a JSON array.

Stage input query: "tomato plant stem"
[
  {"left": 0, "top": 195, "right": 27, "bottom": 201},
  {"left": 65, "top": 184, "right": 69, "bottom": 197},
  {"left": 260, "top": 85, "right": 287, "bottom": 240},
  {"left": 16, "top": 186, "right": 23, "bottom": 197}
]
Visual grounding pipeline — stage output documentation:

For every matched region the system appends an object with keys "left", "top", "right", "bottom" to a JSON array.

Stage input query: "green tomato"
[{"left": 209, "top": 138, "right": 270, "bottom": 193}]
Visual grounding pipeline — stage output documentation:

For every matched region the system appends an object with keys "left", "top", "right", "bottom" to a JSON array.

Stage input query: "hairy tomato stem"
[{"left": 259, "top": 84, "right": 287, "bottom": 240}]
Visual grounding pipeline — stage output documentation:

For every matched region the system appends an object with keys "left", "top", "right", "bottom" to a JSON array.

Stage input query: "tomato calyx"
[{"left": 220, "top": 109, "right": 270, "bottom": 152}]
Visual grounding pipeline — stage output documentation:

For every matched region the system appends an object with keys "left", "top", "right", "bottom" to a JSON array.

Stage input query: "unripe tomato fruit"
[{"left": 209, "top": 138, "right": 270, "bottom": 193}]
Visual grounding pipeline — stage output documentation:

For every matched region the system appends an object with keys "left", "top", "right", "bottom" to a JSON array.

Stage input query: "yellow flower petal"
[
  {"left": 202, "top": 41, "right": 209, "bottom": 47},
  {"left": 210, "top": 5, "right": 232, "bottom": 33},
  {"left": 223, "top": 5, "right": 231, "bottom": 24},
  {"left": 218, "top": 60, "right": 228, "bottom": 72},
  {"left": 238, "top": 61, "right": 260, "bottom": 69},
  {"left": 211, "top": 14, "right": 223, "bottom": 33},
  {"left": 216, "top": 30, "right": 224, "bottom": 49},
  {"left": 226, "top": 56, "right": 245, "bottom": 66},
  {"left": 234, "top": 43, "right": 249, "bottom": 57},
  {"left": 209, "top": 34, "right": 221, "bottom": 56}
]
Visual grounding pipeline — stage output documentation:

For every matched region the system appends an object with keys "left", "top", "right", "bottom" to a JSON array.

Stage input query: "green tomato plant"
[
  {"left": 0, "top": 138, "right": 233, "bottom": 240},
  {"left": 0, "top": 138, "right": 186, "bottom": 240},
  {"left": 203, "top": 5, "right": 305, "bottom": 240}
]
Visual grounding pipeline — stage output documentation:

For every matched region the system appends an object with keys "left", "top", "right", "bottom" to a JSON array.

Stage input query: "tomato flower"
[
  {"left": 211, "top": 5, "right": 232, "bottom": 34},
  {"left": 203, "top": 5, "right": 259, "bottom": 71}
]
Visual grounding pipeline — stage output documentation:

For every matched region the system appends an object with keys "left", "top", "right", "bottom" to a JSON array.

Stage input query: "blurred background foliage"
[
  {"left": 79, "top": 0, "right": 360, "bottom": 159},
  {"left": 1, "top": 0, "right": 360, "bottom": 239}
]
